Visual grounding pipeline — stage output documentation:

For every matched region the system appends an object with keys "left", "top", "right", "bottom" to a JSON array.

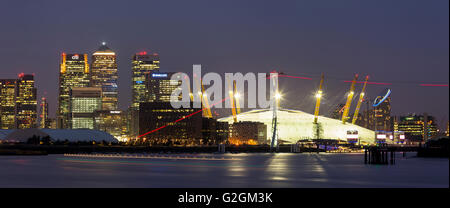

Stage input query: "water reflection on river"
[{"left": 0, "top": 153, "right": 447, "bottom": 188}]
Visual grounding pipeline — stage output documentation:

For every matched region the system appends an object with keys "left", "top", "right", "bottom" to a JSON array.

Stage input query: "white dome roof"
[
  {"left": 219, "top": 108, "right": 380, "bottom": 144},
  {"left": 0, "top": 130, "right": 14, "bottom": 141}
]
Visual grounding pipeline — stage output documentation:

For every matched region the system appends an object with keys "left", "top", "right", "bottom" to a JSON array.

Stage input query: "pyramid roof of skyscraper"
[{"left": 94, "top": 42, "right": 115, "bottom": 54}]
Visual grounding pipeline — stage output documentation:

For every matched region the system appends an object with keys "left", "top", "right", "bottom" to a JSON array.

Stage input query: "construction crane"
[
  {"left": 342, "top": 74, "right": 358, "bottom": 124},
  {"left": 313, "top": 73, "right": 324, "bottom": 124},
  {"left": 352, "top": 75, "right": 369, "bottom": 124}
]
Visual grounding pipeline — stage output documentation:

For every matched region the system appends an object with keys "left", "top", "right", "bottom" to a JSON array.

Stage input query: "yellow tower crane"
[
  {"left": 342, "top": 74, "right": 358, "bottom": 124},
  {"left": 313, "top": 73, "right": 324, "bottom": 124},
  {"left": 352, "top": 75, "right": 369, "bottom": 124}
]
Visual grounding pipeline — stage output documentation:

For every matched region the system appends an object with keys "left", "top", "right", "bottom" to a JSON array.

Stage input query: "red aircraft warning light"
[{"left": 137, "top": 51, "right": 148, "bottom": 56}]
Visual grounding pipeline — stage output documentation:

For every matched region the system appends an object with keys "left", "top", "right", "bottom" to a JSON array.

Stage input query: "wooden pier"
[{"left": 364, "top": 147, "right": 398, "bottom": 165}]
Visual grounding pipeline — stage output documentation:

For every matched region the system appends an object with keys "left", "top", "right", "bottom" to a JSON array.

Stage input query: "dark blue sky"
[{"left": 0, "top": 0, "right": 448, "bottom": 127}]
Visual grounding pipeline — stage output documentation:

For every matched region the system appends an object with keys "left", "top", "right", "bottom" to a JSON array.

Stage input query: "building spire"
[{"left": 95, "top": 42, "right": 114, "bottom": 53}]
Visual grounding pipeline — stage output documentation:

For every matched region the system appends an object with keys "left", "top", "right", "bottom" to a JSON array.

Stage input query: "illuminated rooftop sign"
[
  {"left": 373, "top": 88, "right": 391, "bottom": 107},
  {"left": 152, "top": 73, "right": 168, "bottom": 78}
]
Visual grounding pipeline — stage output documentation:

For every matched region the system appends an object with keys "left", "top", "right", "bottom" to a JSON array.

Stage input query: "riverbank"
[
  {"left": 0, "top": 144, "right": 330, "bottom": 154},
  {"left": 1, "top": 143, "right": 447, "bottom": 157},
  {"left": 0, "top": 149, "right": 47, "bottom": 155}
]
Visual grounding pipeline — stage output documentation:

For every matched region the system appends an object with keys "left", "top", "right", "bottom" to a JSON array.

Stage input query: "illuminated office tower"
[
  {"left": 131, "top": 51, "right": 160, "bottom": 109},
  {"left": 40, "top": 97, "right": 50, "bottom": 128},
  {"left": 129, "top": 51, "right": 160, "bottom": 137},
  {"left": 139, "top": 102, "right": 202, "bottom": 145},
  {"left": 0, "top": 79, "right": 16, "bottom": 129},
  {"left": 393, "top": 116, "right": 399, "bottom": 132},
  {"left": 91, "top": 42, "right": 118, "bottom": 110},
  {"left": 374, "top": 97, "right": 392, "bottom": 132},
  {"left": 146, "top": 71, "right": 181, "bottom": 102},
  {"left": 58, "top": 53, "right": 90, "bottom": 129},
  {"left": 15, "top": 74, "right": 37, "bottom": 129},
  {"left": 69, "top": 87, "right": 102, "bottom": 129},
  {"left": 94, "top": 110, "right": 126, "bottom": 140},
  {"left": 398, "top": 114, "right": 438, "bottom": 141}
]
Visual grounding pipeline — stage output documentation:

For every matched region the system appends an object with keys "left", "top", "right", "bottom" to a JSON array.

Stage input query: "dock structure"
[{"left": 364, "top": 147, "right": 396, "bottom": 165}]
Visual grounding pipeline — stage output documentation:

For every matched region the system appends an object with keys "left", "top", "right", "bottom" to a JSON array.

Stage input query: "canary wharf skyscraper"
[
  {"left": 40, "top": 97, "right": 50, "bottom": 129},
  {"left": 58, "top": 53, "right": 90, "bottom": 129},
  {"left": 131, "top": 51, "right": 160, "bottom": 109},
  {"left": 1, "top": 75, "right": 37, "bottom": 129},
  {"left": 0, "top": 79, "right": 16, "bottom": 129},
  {"left": 129, "top": 51, "right": 160, "bottom": 137},
  {"left": 15, "top": 73, "right": 37, "bottom": 129},
  {"left": 91, "top": 42, "right": 118, "bottom": 110}
]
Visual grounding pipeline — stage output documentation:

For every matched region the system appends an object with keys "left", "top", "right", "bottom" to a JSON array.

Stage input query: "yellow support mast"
[
  {"left": 201, "top": 82, "right": 213, "bottom": 118},
  {"left": 233, "top": 81, "right": 241, "bottom": 115},
  {"left": 342, "top": 74, "right": 358, "bottom": 124},
  {"left": 228, "top": 80, "right": 237, "bottom": 123},
  {"left": 184, "top": 76, "right": 194, "bottom": 102},
  {"left": 313, "top": 73, "right": 324, "bottom": 124},
  {"left": 191, "top": 75, "right": 212, "bottom": 118},
  {"left": 352, "top": 75, "right": 369, "bottom": 124}
]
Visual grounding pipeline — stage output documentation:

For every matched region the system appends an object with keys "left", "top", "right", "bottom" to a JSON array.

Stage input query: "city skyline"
[
  {"left": 0, "top": 0, "right": 448, "bottom": 126},
  {"left": 0, "top": 0, "right": 448, "bottom": 191}
]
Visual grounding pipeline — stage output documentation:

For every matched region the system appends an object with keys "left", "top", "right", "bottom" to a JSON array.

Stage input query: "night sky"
[{"left": 0, "top": 0, "right": 448, "bottom": 128}]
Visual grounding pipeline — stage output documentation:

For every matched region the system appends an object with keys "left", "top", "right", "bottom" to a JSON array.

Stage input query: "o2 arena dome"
[{"left": 219, "top": 108, "right": 377, "bottom": 144}]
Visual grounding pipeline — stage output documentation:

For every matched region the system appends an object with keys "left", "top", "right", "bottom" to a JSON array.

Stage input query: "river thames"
[{"left": 0, "top": 153, "right": 447, "bottom": 188}]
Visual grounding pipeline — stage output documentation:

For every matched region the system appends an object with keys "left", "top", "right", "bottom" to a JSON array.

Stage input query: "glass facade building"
[
  {"left": 398, "top": 114, "right": 438, "bottom": 141},
  {"left": 94, "top": 110, "right": 127, "bottom": 140},
  {"left": 139, "top": 102, "right": 203, "bottom": 145},
  {"left": 69, "top": 87, "right": 102, "bottom": 129},
  {"left": 0, "top": 79, "right": 16, "bottom": 129},
  {"left": 58, "top": 53, "right": 90, "bottom": 129},
  {"left": 91, "top": 43, "right": 118, "bottom": 110},
  {"left": 129, "top": 52, "right": 160, "bottom": 137},
  {"left": 374, "top": 97, "right": 392, "bottom": 132},
  {"left": 146, "top": 71, "right": 181, "bottom": 102},
  {"left": 15, "top": 74, "right": 37, "bottom": 129},
  {"left": 131, "top": 52, "right": 160, "bottom": 109}
]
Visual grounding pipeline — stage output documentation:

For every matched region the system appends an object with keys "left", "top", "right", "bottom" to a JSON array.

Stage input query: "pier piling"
[{"left": 365, "top": 147, "right": 396, "bottom": 165}]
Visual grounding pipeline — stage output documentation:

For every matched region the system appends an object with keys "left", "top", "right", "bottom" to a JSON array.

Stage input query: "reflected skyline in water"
[{"left": 0, "top": 153, "right": 448, "bottom": 188}]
